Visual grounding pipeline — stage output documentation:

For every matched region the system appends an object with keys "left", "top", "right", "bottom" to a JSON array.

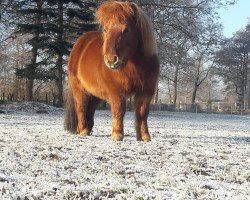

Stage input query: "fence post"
[
  {"left": 45, "top": 94, "right": 48, "bottom": 104},
  {"left": 178, "top": 101, "right": 181, "bottom": 112}
]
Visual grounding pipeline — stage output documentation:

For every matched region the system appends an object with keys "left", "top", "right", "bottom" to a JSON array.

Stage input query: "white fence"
[{"left": 150, "top": 102, "right": 250, "bottom": 115}]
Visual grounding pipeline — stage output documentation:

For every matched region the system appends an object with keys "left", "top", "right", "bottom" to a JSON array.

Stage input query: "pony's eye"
[
  {"left": 124, "top": 28, "right": 129, "bottom": 33},
  {"left": 104, "top": 27, "right": 108, "bottom": 33}
]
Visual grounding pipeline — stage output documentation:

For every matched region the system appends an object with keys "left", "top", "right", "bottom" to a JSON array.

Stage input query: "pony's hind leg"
[
  {"left": 86, "top": 95, "right": 102, "bottom": 133},
  {"left": 134, "top": 93, "right": 152, "bottom": 142},
  {"left": 70, "top": 79, "right": 90, "bottom": 136}
]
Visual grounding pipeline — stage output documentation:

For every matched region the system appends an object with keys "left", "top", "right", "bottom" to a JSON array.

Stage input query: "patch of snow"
[
  {"left": 0, "top": 103, "right": 249, "bottom": 199},
  {"left": 0, "top": 101, "right": 63, "bottom": 115}
]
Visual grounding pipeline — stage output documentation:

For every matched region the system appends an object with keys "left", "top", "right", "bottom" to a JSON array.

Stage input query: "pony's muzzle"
[{"left": 104, "top": 54, "right": 120, "bottom": 69}]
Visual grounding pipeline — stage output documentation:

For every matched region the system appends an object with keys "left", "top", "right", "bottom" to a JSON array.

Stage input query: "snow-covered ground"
[{"left": 0, "top": 102, "right": 249, "bottom": 199}]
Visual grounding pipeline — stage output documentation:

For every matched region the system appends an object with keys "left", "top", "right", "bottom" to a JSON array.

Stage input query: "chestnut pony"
[{"left": 64, "top": 1, "right": 159, "bottom": 141}]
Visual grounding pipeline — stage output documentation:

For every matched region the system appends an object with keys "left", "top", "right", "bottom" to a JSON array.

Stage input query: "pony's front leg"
[
  {"left": 134, "top": 94, "right": 152, "bottom": 142},
  {"left": 110, "top": 97, "right": 126, "bottom": 141}
]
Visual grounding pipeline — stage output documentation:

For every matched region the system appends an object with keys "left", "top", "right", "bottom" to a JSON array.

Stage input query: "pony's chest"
[{"left": 110, "top": 65, "right": 146, "bottom": 93}]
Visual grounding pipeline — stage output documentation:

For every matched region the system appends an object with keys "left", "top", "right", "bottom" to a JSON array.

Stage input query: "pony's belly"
[
  {"left": 78, "top": 74, "right": 108, "bottom": 100},
  {"left": 78, "top": 72, "right": 137, "bottom": 101}
]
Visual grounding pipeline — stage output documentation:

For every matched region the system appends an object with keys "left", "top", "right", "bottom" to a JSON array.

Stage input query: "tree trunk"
[
  {"left": 54, "top": 0, "right": 64, "bottom": 107},
  {"left": 167, "top": 75, "right": 172, "bottom": 103},
  {"left": 55, "top": 54, "right": 64, "bottom": 107},
  {"left": 173, "top": 67, "right": 178, "bottom": 106},
  {"left": 247, "top": 52, "right": 250, "bottom": 109},
  {"left": 26, "top": 77, "right": 34, "bottom": 101},
  {"left": 154, "top": 81, "right": 159, "bottom": 104},
  {"left": 191, "top": 83, "right": 198, "bottom": 104},
  {"left": 25, "top": 0, "right": 43, "bottom": 101},
  {"left": 247, "top": 81, "right": 250, "bottom": 109},
  {"left": 0, "top": 0, "right": 2, "bottom": 21},
  {"left": 243, "top": 52, "right": 248, "bottom": 109}
]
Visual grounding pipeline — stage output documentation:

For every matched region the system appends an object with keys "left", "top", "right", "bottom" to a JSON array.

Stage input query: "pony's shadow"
[{"left": 91, "top": 133, "right": 131, "bottom": 138}]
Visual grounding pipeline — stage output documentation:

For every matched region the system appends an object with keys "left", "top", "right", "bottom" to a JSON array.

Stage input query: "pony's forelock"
[
  {"left": 96, "top": 1, "right": 157, "bottom": 57},
  {"left": 96, "top": 1, "right": 135, "bottom": 25}
]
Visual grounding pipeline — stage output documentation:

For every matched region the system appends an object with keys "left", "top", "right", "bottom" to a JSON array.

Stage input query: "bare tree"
[
  {"left": 146, "top": 0, "right": 226, "bottom": 105},
  {"left": 216, "top": 24, "right": 250, "bottom": 108}
]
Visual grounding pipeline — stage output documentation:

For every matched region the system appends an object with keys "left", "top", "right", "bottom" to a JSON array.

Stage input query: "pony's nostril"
[{"left": 113, "top": 55, "right": 119, "bottom": 64}]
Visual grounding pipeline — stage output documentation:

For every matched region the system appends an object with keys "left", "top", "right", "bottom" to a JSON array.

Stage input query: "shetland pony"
[{"left": 64, "top": 1, "right": 159, "bottom": 141}]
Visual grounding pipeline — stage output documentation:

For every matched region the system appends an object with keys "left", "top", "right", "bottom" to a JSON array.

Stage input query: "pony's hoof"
[
  {"left": 79, "top": 130, "right": 90, "bottom": 137},
  {"left": 142, "top": 136, "right": 151, "bottom": 142},
  {"left": 111, "top": 134, "right": 124, "bottom": 141},
  {"left": 137, "top": 134, "right": 151, "bottom": 142}
]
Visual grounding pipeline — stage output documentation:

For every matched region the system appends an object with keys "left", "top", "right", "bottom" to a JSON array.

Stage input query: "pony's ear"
[{"left": 129, "top": 2, "right": 139, "bottom": 22}]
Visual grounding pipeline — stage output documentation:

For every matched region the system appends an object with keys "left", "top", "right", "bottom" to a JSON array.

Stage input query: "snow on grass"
[{"left": 0, "top": 103, "right": 249, "bottom": 199}]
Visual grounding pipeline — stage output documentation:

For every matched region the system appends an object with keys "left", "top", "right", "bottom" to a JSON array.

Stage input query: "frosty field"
[{"left": 0, "top": 104, "right": 249, "bottom": 199}]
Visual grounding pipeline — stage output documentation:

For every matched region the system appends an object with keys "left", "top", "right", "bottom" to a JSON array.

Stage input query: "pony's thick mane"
[
  {"left": 96, "top": 1, "right": 134, "bottom": 24},
  {"left": 96, "top": 1, "right": 157, "bottom": 57}
]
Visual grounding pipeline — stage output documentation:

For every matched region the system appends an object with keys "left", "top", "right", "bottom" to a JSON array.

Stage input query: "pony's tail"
[{"left": 64, "top": 84, "right": 78, "bottom": 134}]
